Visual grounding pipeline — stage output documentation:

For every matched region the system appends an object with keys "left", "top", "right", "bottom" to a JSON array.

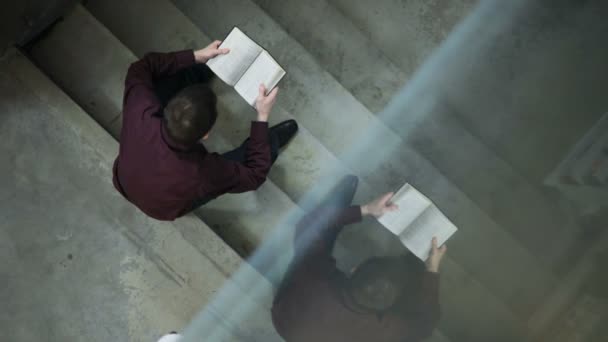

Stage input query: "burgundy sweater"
[
  {"left": 112, "top": 50, "right": 271, "bottom": 220},
  {"left": 272, "top": 206, "right": 440, "bottom": 342}
]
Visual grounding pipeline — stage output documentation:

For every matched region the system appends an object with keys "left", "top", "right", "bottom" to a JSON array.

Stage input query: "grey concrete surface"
[
  {"left": 169, "top": 0, "right": 553, "bottom": 320},
  {"left": 336, "top": 0, "right": 608, "bottom": 186},
  {"left": 253, "top": 0, "right": 585, "bottom": 274},
  {"left": 82, "top": 0, "right": 368, "bottom": 205},
  {"left": 254, "top": 0, "right": 406, "bottom": 114},
  {"left": 30, "top": 5, "right": 131, "bottom": 132},
  {"left": 84, "top": 3, "right": 519, "bottom": 337},
  {"left": 29, "top": 2, "right": 529, "bottom": 340},
  {"left": 28, "top": 4, "right": 301, "bottom": 263},
  {"left": 438, "top": 0, "right": 608, "bottom": 183},
  {"left": 22, "top": 0, "right": 606, "bottom": 339},
  {"left": 328, "top": 0, "right": 477, "bottom": 78},
  {"left": 0, "top": 49, "right": 280, "bottom": 342},
  {"left": 349, "top": 0, "right": 608, "bottom": 273}
]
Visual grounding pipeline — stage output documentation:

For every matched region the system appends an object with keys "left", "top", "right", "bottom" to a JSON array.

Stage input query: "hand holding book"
[
  {"left": 254, "top": 84, "right": 278, "bottom": 122},
  {"left": 426, "top": 237, "right": 447, "bottom": 273},
  {"left": 206, "top": 27, "right": 286, "bottom": 106},
  {"left": 360, "top": 192, "right": 399, "bottom": 218},
  {"left": 376, "top": 183, "right": 457, "bottom": 260},
  {"left": 194, "top": 40, "right": 230, "bottom": 64}
]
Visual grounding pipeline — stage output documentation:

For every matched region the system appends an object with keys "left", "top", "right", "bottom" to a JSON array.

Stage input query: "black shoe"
[
  {"left": 270, "top": 119, "right": 298, "bottom": 149},
  {"left": 322, "top": 175, "right": 359, "bottom": 209}
]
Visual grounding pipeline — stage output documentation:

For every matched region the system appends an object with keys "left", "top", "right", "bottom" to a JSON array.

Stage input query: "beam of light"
[{"left": 177, "top": 0, "right": 543, "bottom": 340}]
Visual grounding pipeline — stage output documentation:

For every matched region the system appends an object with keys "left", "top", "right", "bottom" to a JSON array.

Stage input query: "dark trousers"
[{"left": 154, "top": 64, "right": 280, "bottom": 209}]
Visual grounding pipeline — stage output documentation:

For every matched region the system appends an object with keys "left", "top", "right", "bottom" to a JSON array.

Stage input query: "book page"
[
  {"left": 400, "top": 206, "right": 457, "bottom": 260},
  {"left": 206, "top": 27, "right": 262, "bottom": 86},
  {"left": 378, "top": 184, "right": 431, "bottom": 236},
  {"left": 234, "top": 50, "right": 286, "bottom": 106}
]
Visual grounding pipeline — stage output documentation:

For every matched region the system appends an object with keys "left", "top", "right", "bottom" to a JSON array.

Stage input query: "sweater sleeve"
[
  {"left": 200, "top": 121, "right": 272, "bottom": 195},
  {"left": 294, "top": 206, "right": 363, "bottom": 259}
]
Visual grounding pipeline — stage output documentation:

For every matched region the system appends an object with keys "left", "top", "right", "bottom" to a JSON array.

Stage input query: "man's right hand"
[
  {"left": 255, "top": 84, "right": 278, "bottom": 122},
  {"left": 426, "top": 237, "right": 447, "bottom": 273}
]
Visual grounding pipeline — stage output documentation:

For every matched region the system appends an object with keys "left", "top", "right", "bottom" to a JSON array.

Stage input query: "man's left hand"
[
  {"left": 194, "top": 40, "right": 230, "bottom": 63},
  {"left": 361, "top": 192, "right": 398, "bottom": 218}
]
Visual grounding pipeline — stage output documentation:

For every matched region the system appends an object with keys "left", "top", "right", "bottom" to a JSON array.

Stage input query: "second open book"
[
  {"left": 207, "top": 27, "right": 286, "bottom": 106},
  {"left": 378, "top": 184, "right": 458, "bottom": 261}
]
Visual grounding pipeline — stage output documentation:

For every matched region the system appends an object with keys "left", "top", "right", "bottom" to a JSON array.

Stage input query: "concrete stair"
[
  {"left": 546, "top": 113, "right": 608, "bottom": 187},
  {"left": 327, "top": 0, "right": 478, "bottom": 80},
  {"left": 251, "top": 0, "right": 588, "bottom": 275},
  {"left": 326, "top": 0, "right": 608, "bottom": 276},
  {"left": 24, "top": 0, "right": 588, "bottom": 340},
  {"left": 168, "top": 0, "right": 555, "bottom": 313},
  {"left": 1, "top": 48, "right": 279, "bottom": 341}
]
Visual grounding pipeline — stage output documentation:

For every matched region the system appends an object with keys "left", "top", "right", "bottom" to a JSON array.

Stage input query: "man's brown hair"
[
  {"left": 164, "top": 84, "right": 217, "bottom": 147},
  {"left": 348, "top": 255, "right": 425, "bottom": 312}
]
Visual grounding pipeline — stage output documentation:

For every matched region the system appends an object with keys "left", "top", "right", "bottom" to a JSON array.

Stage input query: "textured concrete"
[
  {"left": 28, "top": 2, "right": 527, "bottom": 340},
  {"left": 254, "top": 0, "right": 583, "bottom": 275},
  {"left": 254, "top": 0, "right": 406, "bottom": 114},
  {"left": 328, "top": 0, "right": 477, "bottom": 77},
  {"left": 329, "top": 0, "right": 608, "bottom": 272},
  {"left": 82, "top": 0, "right": 368, "bottom": 205},
  {"left": 333, "top": 0, "right": 608, "bottom": 185},
  {"left": 30, "top": 5, "right": 132, "bottom": 133},
  {"left": 0, "top": 49, "right": 279, "bottom": 341},
  {"left": 437, "top": 0, "right": 608, "bottom": 183},
  {"left": 170, "top": 0, "right": 555, "bottom": 320},
  {"left": 89, "top": 0, "right": 518, "bottom": 338},
  {"left": 28, "top": 4, "right": 301, "bottom": 263},
  {"left": 82, "top": 3, "right": 552, "bottom": 336},
  {"left": 24, "top": 0, "right": 605, "bottom": 339}
]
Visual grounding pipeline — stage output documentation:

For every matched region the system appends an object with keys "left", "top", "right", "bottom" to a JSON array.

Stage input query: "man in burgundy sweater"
[
  {"left": 272, "top": 176, "right": 446, "bottom": 342},
  {"left": 113, "top": 41, "right": 297, "bottom": 220}
]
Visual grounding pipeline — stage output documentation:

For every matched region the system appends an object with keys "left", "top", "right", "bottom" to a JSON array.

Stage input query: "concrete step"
[
  {"left": 103, "top": 3, "right": 532, "bottom": 336},
  {"left": 527, "top": 228, "right": 608, "bottom": 340},
  {"left": 549, "top": 113, "right": 608, "bottom": 186},
  {"left": 253, "top": 0, "right": 406, "bottom": 114},
  {"left": 34, "top": 3, "right": 536, "bottom": 336},
  {"left": 1, "top": 48, "right": 279, "bottom": 341},
  {"left": 402, "top": 0, "right": 608, "bottom": 273},
  {"left": 79, "top": 0, "right": 368, "bottom": 207},
  {"left": 327, "top": 0, "right": 480, "bottom": 76},
  {"left": 29, "top": 1, "right": 372, "bottom": 300},
  {"left": 327, "top": 0, "right": 477, "bottom": 78},
  {"left": 168, "top": 0, "right": 556, "bottom": 319},
  {"left": 252, "top": 0, "right": 583, "bottom": 273},
  {"left": 381, "top": 0, "right": 608, "bottom": 184},
  {"left": 322, "top": 0, "right": 606, "bottom": 273},
  {"left": 389, "top": 96, "right": 586, "bottom": 272},
  {"left": 28, "top": 4, "right": 305, "bottom": 278},
  {"left": 39, "top": 2, "right": 524, "bottom": 340}
]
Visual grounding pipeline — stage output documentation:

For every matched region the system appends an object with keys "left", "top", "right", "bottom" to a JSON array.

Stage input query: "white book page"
[
  {"left": 400, "top": 206, "right": 457, "bottom": 260},
  {"left": 206, "top": 27, "right": 262, "bottom": 86},
  {"left": 234, "top": 51, "right": 286, "bottom": 106},
  {"left": 378, "top": 184, "right": 431, "bottom": 235}
]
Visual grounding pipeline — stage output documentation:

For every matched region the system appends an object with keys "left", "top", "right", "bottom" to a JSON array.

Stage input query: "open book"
[
  {"left": 207, "top": 27, "right": 286, "bottom": 106},
  {"left": 378, "top": 184, "right": 457, "bottom": 260}
]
